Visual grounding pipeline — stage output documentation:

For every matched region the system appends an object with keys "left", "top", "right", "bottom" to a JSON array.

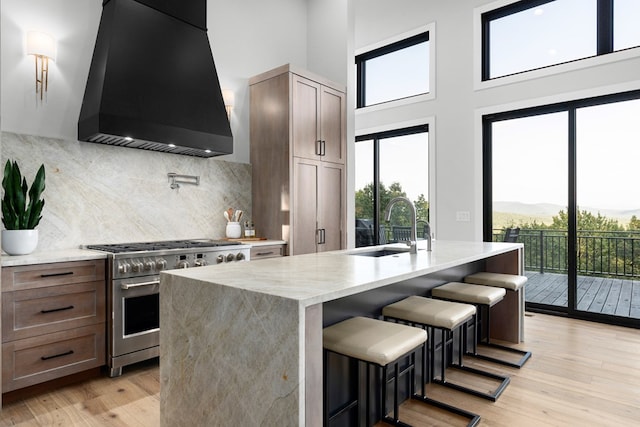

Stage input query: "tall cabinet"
[{"left": 250, "top": 64, "right": 346, "bottom": 255}]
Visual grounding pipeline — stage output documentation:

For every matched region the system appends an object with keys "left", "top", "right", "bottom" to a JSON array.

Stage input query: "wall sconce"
[
  {"left": 26, "top": 31, "right": 57, "bottom": 101},
  {"left": 222, "top": 89, "right": 234, "bottom": 119}
]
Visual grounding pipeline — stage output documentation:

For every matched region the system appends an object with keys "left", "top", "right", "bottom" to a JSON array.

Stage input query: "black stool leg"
[
  {"left": 465, "top": 304, "right": 532, "bottom": 369},
  {"left": 431, "top": 323, "right": 510, "bottom": 402},
  {"left": 380, "top": 317, "right": 481, "bottom": 426}
]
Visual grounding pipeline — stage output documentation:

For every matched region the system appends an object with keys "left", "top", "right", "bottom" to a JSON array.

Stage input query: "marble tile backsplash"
[{"left": 1, "top": 132, "right": 251, "bottom": 251}]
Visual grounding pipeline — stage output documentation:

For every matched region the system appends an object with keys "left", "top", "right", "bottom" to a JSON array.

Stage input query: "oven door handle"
[{"left": 120, "top": 280, "right": 160, "bottom": 290}]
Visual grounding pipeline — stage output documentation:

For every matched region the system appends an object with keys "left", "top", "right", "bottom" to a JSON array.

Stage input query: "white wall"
[{"left": 354, "top": 0, "right": 640, "bottom": 241}]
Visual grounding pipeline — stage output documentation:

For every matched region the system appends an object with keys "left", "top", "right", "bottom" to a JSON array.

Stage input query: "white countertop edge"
[
  {"left": 1, "top": 248, "right": 107, "bottom": 267},
  {"left": 162, "top": 240, "right": 523, "bottom": 307}
]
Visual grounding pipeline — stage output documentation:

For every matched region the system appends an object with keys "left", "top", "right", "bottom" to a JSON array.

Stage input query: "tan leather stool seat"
[
  {"left": 383, "top": 296, "right": 476, "bottom": 331},
  {"left": 323, "top": 316, "right": 427, "bottom": 366},
  {"left": 432, "top": 282, "right": 505, "bottom": 306},
  {"left": 464, "top": 272, "right": 527, "bottom": 291}
]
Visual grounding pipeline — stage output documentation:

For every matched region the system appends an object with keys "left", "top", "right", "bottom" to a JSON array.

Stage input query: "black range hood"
[{"left": 78, "top": 0, "right": 232, "bottom": 158}]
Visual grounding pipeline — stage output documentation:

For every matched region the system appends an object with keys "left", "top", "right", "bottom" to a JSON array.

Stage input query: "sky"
[
  {"left": 491, "top": 0, "right": 640, "bottom": 211},
  {"left": 355, "top": 132, "right": 429, "bottom": 202}
]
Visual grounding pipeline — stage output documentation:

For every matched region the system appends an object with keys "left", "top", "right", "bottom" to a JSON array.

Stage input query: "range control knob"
[
  {"left": 194, "top": 259, "right": 208, "bottom": 267},
  {"left": 226, "top": 253, "right": 235, "bottom": 262},
  {"left": 131, "top": 261, "right": 144, "bottom": 273},
  {"left": 118, "top": 261, "right": 131, "bottom": 274},
  {"left": 177, "top": 260, "right": 190, "bottom": 269},
  {"left": 144, "top": 260, "right": 155, "bottom": 271},
  {"left": 216, "top": 255, "right": 225, "bottom": 264},
  {"left": 236, "top": 253, "right": 245, "bottom": 261},
  {"left": 156, "top": 258, "right": 167, "bottom": 270}
]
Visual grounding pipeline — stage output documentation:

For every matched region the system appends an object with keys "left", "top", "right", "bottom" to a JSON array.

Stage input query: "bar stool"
[
  {"left": 463, "top": 272, "right": 532, "bottom": 368},
  {"left": 383, "top": 296, "right": 509, "bottom": 404},
  {"left": 323, "top": 316, "right": 426, "bottom": 426}
]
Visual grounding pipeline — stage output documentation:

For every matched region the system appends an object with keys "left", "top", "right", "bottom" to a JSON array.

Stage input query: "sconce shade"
[
  {"left": 27, "top": 31, "right": 56, "bottom": 60},
  {"left": 222, "top": 89, "right": 234, "bottom": 108}
]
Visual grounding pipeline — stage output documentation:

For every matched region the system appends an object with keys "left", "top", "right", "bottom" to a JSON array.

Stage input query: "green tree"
[
  {"left": 355, "top": 181, "right": 411, "bottom": 224},
  {"left": 356, "top": 182, "right": 430, "bottom": 243},
  {"left": 414, "top": 194, "right": 429, "bottom": 222},
  {"left": 628, "top": 215, "right": 640, "bottom": 231}
]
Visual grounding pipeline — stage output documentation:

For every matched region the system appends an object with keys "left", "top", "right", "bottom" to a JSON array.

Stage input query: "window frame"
[
  {"left": 475, "top": 0, "right": 640, "bottom": 89},
  {"left": 355, "top": 123, "right": 431, "bottom": 247},
  {"left": 355, "top": 23, "right": 436, "bottom": 111}
]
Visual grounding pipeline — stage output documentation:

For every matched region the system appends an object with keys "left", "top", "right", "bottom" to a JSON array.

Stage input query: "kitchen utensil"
[
  {"left": 227, "top": 208, "right": 234, "bottom": 221},
  {"left": 235, "top": 210, "right": 243, "bottom": 222},
  {"left": 224, "top": 211, "right": 230, "bottom": 222}
]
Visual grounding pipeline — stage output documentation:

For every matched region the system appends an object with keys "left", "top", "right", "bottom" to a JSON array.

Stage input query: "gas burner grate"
[{"left": 86, "top": 239, "right": 238, "bottom": 253}]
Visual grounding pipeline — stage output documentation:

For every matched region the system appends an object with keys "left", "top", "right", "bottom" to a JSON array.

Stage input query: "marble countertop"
[
  {"left": 162, "top": 240, "right": 522, "bottom": 307},
  {"left": 1, "top": 248, "right": 107, "bottom": 267}
]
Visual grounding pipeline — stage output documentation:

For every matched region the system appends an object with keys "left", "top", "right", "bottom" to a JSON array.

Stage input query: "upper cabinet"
[
  {"left": 249, "top": 64, "right": 346, "bottom": 256},
  {"left": 291, "top": 74, "right": 346, "bottom": 164}
]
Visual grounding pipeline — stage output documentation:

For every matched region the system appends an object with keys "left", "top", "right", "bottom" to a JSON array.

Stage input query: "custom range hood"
[{"left": 78, "top": 0, "right": 232, "bottom": 158}]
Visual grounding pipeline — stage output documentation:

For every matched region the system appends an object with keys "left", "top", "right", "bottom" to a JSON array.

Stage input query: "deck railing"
[{"left": 493, "top": 229, "right": 640, "bottom": 279}]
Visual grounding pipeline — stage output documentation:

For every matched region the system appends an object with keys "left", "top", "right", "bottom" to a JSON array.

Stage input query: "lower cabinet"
[
  {"left": 2, "top": 259, "right": 106, "bottom": 392},
  {"left": 2, "top": 324, "right": 105, "bottom": 391},
  {"left": 250, "top": 244, "right": 287, "bottom": 260},
  {"left": 292, "top": 158, "right": 345, "bottom": 255}
]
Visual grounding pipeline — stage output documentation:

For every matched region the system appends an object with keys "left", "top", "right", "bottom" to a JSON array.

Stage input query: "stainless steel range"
[{"left": 86, "top": 239, "right": 250, "bottom": 377}]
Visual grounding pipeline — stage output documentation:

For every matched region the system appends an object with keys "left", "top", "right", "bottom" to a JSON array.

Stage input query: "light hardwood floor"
[{"left": 1, "top": 312, "right": 639, "bottom": 426}]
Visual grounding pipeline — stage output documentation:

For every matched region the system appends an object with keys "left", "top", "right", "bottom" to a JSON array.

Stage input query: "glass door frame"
[{"left": 483, "top": 89, "right": 640, "bottom": 329}]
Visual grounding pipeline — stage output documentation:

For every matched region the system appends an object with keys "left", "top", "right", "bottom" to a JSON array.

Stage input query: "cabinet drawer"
[
  {"left": 2, "top": 323, "right": 106, "bottom": 392},
  {"left": 3, "top": 281, "right": 106, "bottom": 342},
  {"left": 2, "top": 259, "right": 105, "bottom": 291},
  {"left": 250, "top": 245, "right": 286, "bottom": 260}
]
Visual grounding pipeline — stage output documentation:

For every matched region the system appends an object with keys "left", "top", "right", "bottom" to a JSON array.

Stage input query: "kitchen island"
[{"left": 159, "top": 240, "right": 523, "bottom": 426}]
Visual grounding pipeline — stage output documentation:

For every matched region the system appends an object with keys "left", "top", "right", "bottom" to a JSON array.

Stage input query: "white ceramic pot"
[
  {"left": 225, "top": 222, "right": 241, "bottom": 239},
  {"left": 1, "top": 229, "right": 39, "bottom": 256}
]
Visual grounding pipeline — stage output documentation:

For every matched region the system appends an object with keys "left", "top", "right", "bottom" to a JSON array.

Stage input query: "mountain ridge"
[{"left": 494, "top": 201, "right": 640, "bottom": 219}]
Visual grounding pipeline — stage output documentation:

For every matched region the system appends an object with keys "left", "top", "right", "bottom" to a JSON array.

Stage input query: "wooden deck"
[{"left": 525, "top": 271, "right": 640, "bottom": 319}]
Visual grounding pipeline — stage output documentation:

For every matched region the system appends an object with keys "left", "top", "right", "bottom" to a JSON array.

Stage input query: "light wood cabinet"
[
  {"left": 250, "top": 244, "right": 287, "bottom": 260},
  {"left": 291, "top": 74, "right": 346, "bottom": 164},
  {"left": 2, "top": 259, "right": 106, "bottom": 392},
  {"left": 250, "top": 64, "right": 346, "bottom": 255}
]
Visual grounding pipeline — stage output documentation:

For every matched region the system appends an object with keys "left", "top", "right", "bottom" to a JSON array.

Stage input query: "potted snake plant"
[{"left": 1, "top": 160, "right": 46, "bottom": 255}]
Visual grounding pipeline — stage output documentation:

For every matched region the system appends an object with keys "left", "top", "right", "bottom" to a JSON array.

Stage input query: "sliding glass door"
[
  {"left": 484, "top": 91, "right": 640, "bottom": 326},
  {"left": 575, "top": 98, "right": 640, "bottom": 319},
  {"left": 490, "top": 112, "right": 569, "bottom": 310}
]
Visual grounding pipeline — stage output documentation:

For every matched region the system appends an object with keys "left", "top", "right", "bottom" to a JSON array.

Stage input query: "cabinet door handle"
[
  {"left": 41, "top": 305, "right": 74, "bottom": 314},
  {"left": 315, "top": 140, "right": 322, "bottom": 156},
  {"left": 41, "top": 350, "right": 74, "bottom": 361},
  {"left": 320, "top": 140, "right": 326, "bottom": 156},
  {"left": 256, "top": 251, "right": 274, "bottom": 256},
  {"left": 40, "top": 271, "right": 74, "bottom": 278},
  {"left": 318, "top": 229, "right": 326, "bottom": 244}
]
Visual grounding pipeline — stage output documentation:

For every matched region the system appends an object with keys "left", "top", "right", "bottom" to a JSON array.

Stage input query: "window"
[
  {"left": 482, "top": 0, "right": 640, "bottom": 81},
  {"left": 356, "top": 31, "right": 430, "bottom": 108},
  {"left": 355, "top": 125, "right": 429, "bottom": 247}
]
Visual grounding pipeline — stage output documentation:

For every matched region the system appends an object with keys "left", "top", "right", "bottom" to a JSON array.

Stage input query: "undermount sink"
[{"left": 349, "top": 247, "right": 410, "bottom": 257}]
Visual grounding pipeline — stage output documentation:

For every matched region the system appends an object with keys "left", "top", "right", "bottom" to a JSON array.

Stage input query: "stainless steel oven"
[
  {"left": 113, "top": 276, "right": 160, "bottom": 371},
  {"left": 86, "top": 240, "right": 250, "bottom": 377}
]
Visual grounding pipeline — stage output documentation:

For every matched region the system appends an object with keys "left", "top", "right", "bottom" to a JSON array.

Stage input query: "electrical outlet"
[{"left": 456, "top": 211, "right": 470, "bottom": 222}]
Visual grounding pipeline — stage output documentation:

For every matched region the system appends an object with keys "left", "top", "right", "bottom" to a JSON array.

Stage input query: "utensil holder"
[{"left": 225, "top": 222, "right": 241, "bottom": 239}]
